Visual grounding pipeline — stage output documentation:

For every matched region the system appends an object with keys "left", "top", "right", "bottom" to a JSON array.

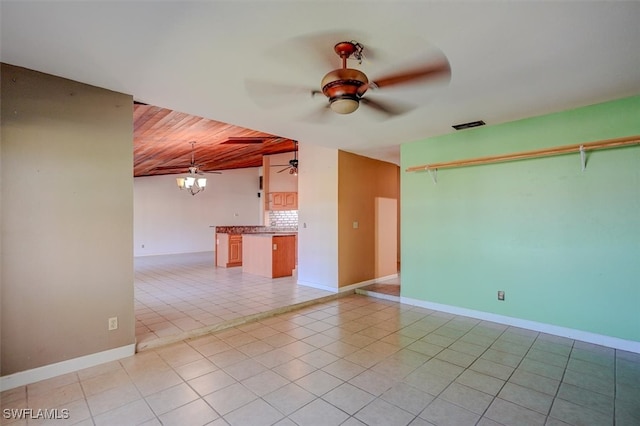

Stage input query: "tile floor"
[
  {"left": 134, "top": 252, "right": 334, "bottom": 350},
  {"left": 3, "top": 295, "right": 639, "bottom": 425}
]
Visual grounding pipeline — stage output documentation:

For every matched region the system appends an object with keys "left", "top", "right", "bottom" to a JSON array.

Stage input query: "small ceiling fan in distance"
[
  {"left": 271, "top": 141, "right": 299, "bottom": 174},
  {"left": 153, "top": 141, "right": 221, "bottom": 176},
  {"left": 246, "top": 36, "right": 451, "bottom": 120}
]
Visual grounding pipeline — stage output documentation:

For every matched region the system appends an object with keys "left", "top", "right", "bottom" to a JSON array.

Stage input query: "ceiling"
[
  {"left": 133, "top": 104, "right": 297, "bottom": 176},
  {"left": 2, "top": 1, "right": 639, "bottom": 173}
]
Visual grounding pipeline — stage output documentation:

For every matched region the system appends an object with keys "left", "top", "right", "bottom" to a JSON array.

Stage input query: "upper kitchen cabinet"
[{"left": 269, "top": 192, "right": 298, "bottom": 210}]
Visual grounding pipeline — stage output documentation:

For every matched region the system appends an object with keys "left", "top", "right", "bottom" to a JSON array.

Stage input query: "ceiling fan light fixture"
[
  {"left": 174, "top": 142, "right": 207, "bottom": 195},
  {"left": 321, "top": 67, "right": 368, "bottom": 115},
  {"left": 177, "top": 174, "right": 207, "bottom": 195},
  {"left": 330, "top": 96, "right": 360, "bottom": 114}
]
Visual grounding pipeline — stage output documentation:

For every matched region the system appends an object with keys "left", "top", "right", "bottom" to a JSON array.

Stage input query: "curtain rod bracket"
[
  {"left": 579, "top": 145, "right": 586, "bottom": 172},
  {"left": 427, "top": 168, "right": 438, "bottom": 184}
]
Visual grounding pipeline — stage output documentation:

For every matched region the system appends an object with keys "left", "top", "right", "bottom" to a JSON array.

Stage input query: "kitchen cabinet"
[
  {"left": 269, "top": 192, "right": 297, "bottom": 210},
  {"left": 216, "top": 233, "right": 242, "bottom": 267},
  {"left": 242, "top": 233, "right": 297, "bottom": 278}
]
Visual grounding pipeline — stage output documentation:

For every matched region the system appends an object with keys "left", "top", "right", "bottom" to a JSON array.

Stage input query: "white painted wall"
[
  {"left": 297, "top": 143, "right": 339, "bottom": 291},
  {"left": 134, "top": 168, "right": 262, "bottom": 256}
]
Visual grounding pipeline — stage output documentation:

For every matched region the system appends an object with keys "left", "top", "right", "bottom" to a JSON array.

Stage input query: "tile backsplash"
[{"left": 268, "top": 210, "right": 298, "bottom": 228}]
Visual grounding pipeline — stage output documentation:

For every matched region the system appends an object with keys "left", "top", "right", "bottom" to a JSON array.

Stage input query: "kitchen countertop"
[
  {"left": 243, "top": 232, "right": 297, "bottom": 237},
  {"left": 213, "top": 225, "right": 297, "bottom": 234}
]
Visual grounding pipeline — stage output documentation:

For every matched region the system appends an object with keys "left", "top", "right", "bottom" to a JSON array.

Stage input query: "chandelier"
[
  {"left": 176, "top": 166, "right": 207, "bottom": 195},
  {"left": 175, "top": 142, "right": 207, "bottom": 195}
]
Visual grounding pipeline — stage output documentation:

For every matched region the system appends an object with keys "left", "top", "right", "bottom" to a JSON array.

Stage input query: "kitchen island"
[
  {"left": 213, "top": 226, "right": 297, "bottom": 268},
  {"left": 242, "top": 233, "right": 297, "bottom": 278}
]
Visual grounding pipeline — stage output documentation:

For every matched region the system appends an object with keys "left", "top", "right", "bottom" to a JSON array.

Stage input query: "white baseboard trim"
[
  {"left": 298, "top": 274, "right": 399, "bottom": 294},
  {"left": 0, "top": 343, "right": 136, "bottom": 392},
  {"left": 401, "top": 296, "right": 640, "bottom": 354},
  {"left": 375, "top": 273, "right": 400, "bottom": 283},
  {"left": 297, "top": 280, "right": 339, "bottom": 293}
]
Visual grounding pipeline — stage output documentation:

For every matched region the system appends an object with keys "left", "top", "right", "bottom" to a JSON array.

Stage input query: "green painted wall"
[{"left": 401, "top": 96, "right": 640, "bottom": 342}]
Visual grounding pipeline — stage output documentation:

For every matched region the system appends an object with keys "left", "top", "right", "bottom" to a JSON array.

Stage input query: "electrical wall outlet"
[
  {"left": 497, "top": 291, "right": 505, "bottom": 301},
  {"left": 108, "top": 317, "right": 118, "bottom": 331}
]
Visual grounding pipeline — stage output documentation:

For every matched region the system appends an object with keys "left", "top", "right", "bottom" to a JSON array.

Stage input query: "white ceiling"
[{"left": 2, "top": 1, "right": 639, "bottom": 165}]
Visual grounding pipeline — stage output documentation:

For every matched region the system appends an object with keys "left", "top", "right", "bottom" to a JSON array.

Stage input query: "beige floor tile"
[
  {"left": 187, "top": 369, "right": 236, "bottom": 397},
  {"left": 289, "top": 398, "right": 350, "bottom": 426},
  {"left": 295, "top": 370, "right": 343, "bottom": 396},
  {"left": 348, "top": 369, "right": 398, "bottom": 397},
  {"left": 322, "top": 382, "right": 375, "bottom": 415},
  {"left": 132, "top": 368, "right": 185, "bottom": 397},
  {"left": 92, "top": 399, "right": 156, "bottom": 426},
  {"left": 380, "top": 382, "right": 434, "bottom": 415},
  {"left": 556, "top": 382, "right": 614, "bottom": 416},
  {"left": 28, "top": 382, "right": 85, "bottom": 410},
  {"left": 420, "top": 398, "right": 480, "bottom": 426},
  {"left": 508, "top": 369, "right": 559, "bottom": 396},
  {"left": 203, "top": 382, "right": 257, "bottom": 416},
  {"left": 155, "top": 342, "right": 205, "bottom": 368},
  {"left": 86, "top": 383, "right": 141, "bottom": 416},
  {"left": 498, "top": 382, "right": 553, "bottom": 415},
  {"left": 273, "top": 359, "right": 317, "bottom": 381},
  {"left": 549, "top": 398, "right": 611, "bottom": 426},
  {"left": 27, "top": 373, "right": 79, "bottom": 398},
  {"left": 484, "top": 398, "right": 546, "bottom": 426},
  {"left": 456, "top": 370, "right": 505, "bottom": 396},
  {"left": 144, "top": 382, "right": 199, "bottom": 416},
  {"left": 356, "top": 398, "right": 415, "bottom": 426},
  {"left": 241, "top": 370, "right": 289, "bottom": 396},
  {"left": 223, "top": 398, "right": 284, "bottom": 426},
  {"left": 157, "top": 399, "right": 219, "bottom": 426},
  {"left": 440, "top": 382, "right": 494, "bottom": 415},
  {"left": 173, "top": 358, "right": 218, "bottom": 381}
]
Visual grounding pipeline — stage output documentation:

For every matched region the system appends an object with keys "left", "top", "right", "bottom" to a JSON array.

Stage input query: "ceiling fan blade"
[
  {"left": 221, "top": 136, "right": 284, "bottom": 144},
  {"left": 277, "top": 166, "right": 291, "bottom": 173},
  {"left": 245, "top": 79, "right": 318, "bottom": 108},
  {"left": 360, "top": 96, "right": 415, "bottom": 118},
  {"left": 359, "top": 58, "right": 451, "bottom": 95},
  {"left": 153, "top": 165, "right": 189, "bottom": 171},
  {"left": 299, "top": 103, "right": 332, "bottom": 123}
]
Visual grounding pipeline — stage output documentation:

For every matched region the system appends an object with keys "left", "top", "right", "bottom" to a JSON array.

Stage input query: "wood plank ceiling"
[{"left": 133, "top": 103, "right": 297, "bottom": 177}]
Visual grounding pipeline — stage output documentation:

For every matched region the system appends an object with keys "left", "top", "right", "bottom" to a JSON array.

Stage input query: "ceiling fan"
[
  {"left": 271, "top": 141, "right": 299, "bottom": 174},
  {"left": 246, "top": 38, "right": 451, "bottom": 119},
  {"left": 154, "top": 141, "right": 221, "bottom": 175}
]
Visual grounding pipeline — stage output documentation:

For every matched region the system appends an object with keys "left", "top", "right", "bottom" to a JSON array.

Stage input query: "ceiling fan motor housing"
[{"left": 321, "top": 68, "right": 368, "bottom": 114}]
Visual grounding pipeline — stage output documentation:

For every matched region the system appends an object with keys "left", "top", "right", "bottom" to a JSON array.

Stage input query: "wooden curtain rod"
[{"left": 406, "top": 135, "right": 640, "bottom": 173}]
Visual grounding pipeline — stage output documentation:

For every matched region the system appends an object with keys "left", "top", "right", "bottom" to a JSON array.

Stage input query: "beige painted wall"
[
  {"left": 1, "top": 64, "right": 135, "bottom": 375},
  {"left": 337, "top": 151, "right": 399, "bottom": 287}
]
